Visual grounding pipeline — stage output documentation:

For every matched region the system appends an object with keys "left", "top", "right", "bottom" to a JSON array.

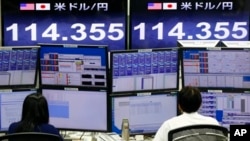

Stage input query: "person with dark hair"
[
  {"left": 153, "top": 86, "right": 219, "bottom": 141},
  {"left": 8, "top": 93, "right": 63, "bottom": 140}
]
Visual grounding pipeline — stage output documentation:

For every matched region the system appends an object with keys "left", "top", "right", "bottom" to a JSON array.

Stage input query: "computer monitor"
[
  {"left": 111, "top": 91, "right": 178, "bottom": 135},
  {"left": 42, "top": 88, "right": 108, "bottom": 131},
  {"left": 0, "top": 89, "right": 37, "bottom": 132},
  {"left": 180, "top": 47, "right": 250, "bottom": 90},
  {"left": 39, "top": 44, "right": 108, "bottom": 88},
  {"left": 199, "top": 90, "right": 250, "bottom": 130},
  {"left": 0, "top": 46, "right": 39, "bottom": 89},
  {"left": 110, "top": 48, "right": 179, "bottom": 94}
]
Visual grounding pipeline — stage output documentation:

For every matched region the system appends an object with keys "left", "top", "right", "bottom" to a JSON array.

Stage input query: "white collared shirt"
[{"left": 153, "top": 112, "right": 220, "bottom": 141}]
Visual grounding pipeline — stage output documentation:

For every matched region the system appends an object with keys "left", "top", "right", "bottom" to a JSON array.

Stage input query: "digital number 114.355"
[{"left": 133, "top": 22, "right": 248, "bottom": 40}]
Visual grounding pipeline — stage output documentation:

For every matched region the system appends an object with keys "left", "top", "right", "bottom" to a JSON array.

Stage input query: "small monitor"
[
  {"left": 221, "top": 41, "right": 250, "bottom": 47},
  {"left": 0, "top": 46, "right": 39, "bottom": 89},
  {"left": 199, "top": 90, "right": 250, "bottom": 130},
  {"left": 180, "top": 47, "right": 250, "bottom": 90},
  {"left": 42, "top": 88, "right": 108, "bottom": 131},
  {"left": 39, "top": 44, "right": 108, "bottom": 88},
  {"left": 177, "top": 40, "right": 221, "bottom": 47},
  {"left": 110, "top": 48, "right": 179, "bottom": 94},
  {"left": 111, "top": 91, "right": 178, "bottom": 135},
  {"left": 0, "top": 89, "right": 37, "bottom": 132}
]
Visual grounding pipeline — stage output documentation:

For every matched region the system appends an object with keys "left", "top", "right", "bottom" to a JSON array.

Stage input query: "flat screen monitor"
[
  {"left": 110, "top": 48, "right": 179, "bottom": 94},
  {"left": 0, "top": 89, "right": 37, "bottom": 132},
  {"left": 111, "top": 91, "right": 178, "bottom": 135},
  {"left": 42, "top": 88, "right": 108, "bottom": 131},
  {"left": 130, "top": 0, "right": 250, "bottom": 49},
  {"left": 0, "top": 46, "right": 39, "bottom": 89},
  {"left": 180, "top": 47, "right": 250, "bottom": 90},
  {"left": 199, "top": 90, "right": 250, "bottom": 130},
  {"left": 1, "top": 0, "right": 127, "bottom": 51},
  {"left": 39, "top": 44, "right": 108, "bottom": 88}
]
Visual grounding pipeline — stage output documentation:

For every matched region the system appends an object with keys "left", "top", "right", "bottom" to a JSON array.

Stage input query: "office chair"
[
  {"left": 0, "top": 132, "right": 61, "bottom": 141},
  {"left": 168, "top": 124, "right": 229, "bottom": 141}
]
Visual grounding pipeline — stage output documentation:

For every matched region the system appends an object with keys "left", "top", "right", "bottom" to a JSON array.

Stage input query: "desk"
[{"left": 60, "top": 131, "right": 154, "bottom": 141}]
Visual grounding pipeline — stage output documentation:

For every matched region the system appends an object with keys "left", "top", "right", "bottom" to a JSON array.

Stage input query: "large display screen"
[
  {"left": 110, "top": 48, "right": 179, "bottom": 94},
  {"left": 0, "top": 46, "right": 39, "bottom": 89},
  {"left": 111, "top": 92, "right": 177, "bottom": 135},
  {"left": 39, "top": 44, "right": 108, "bottom": 88},
  {"left": 1, "top": 0, "right": 127, "bottom": 51},
  {"left": 130, "top": 0, "right": 250, "bottom": 49},
  {"left": 42, "top": 88, "right": 108, "bottom": 131},
  {"left": 0, "top": 89, "right": 37, "bottom": 132},
  {"left": 181, "top": 47, "right": 250, "bottom": 90},
  {"left": 199, "top": 90, "right": 250, "bottom": 130}
]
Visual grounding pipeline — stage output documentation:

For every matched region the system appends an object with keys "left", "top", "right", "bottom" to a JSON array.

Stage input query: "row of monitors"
[
  {"left": 1, "top": 45, "right": 250, "bottom": 93},
  {"left": 1, "top": 88, "right": 250, "bottom": 133},
  {"left": 0, "top": 44, "right": 109, "bottom": 90},
  {"left": 2, "top": 0, "right": 250, "bottom": 50}
]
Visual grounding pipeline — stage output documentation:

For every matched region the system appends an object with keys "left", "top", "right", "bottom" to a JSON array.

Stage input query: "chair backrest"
[
  {"left": 0, "top": 132, "right": 61, "bottom": 141},
  {"left": 168, "top": 124, "right": 229, "bottom": 141}
]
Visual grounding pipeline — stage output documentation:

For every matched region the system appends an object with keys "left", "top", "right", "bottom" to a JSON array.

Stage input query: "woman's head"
[
  {"left": 21, "top": 93, "right": 49, "bottom": 125},
  {"left": 178, "top": 86, "right": 202, "bottom": 113}
]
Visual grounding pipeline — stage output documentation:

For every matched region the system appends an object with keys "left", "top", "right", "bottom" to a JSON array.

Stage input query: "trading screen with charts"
[
  {"left": 199, "top": 91, "right": 250, "bottom": 129},
  {"left": 0, "top": 47, "right": 39, "bottom": 88},
  {"left": 111, "top": 48, "right": 179, "bottom": 93},
  {"left": 39, "top": 44, "right": 108, "bottom": 88},
  {"left": 181, "top": 47, "right": 250, "bottom": 89}
]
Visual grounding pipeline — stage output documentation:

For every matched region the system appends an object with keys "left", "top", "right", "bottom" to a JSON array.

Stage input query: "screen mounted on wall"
[
  {"left": 1, "top": 0, "right": 127, "bottom": 50},
  {"left": 130, "top": 0, "right": 250, "bottom": 49}
]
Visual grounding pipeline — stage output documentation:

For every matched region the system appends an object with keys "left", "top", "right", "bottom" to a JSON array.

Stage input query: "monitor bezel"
[{"left": 109, "top": 47, "right": 180, "bottom": 95}]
